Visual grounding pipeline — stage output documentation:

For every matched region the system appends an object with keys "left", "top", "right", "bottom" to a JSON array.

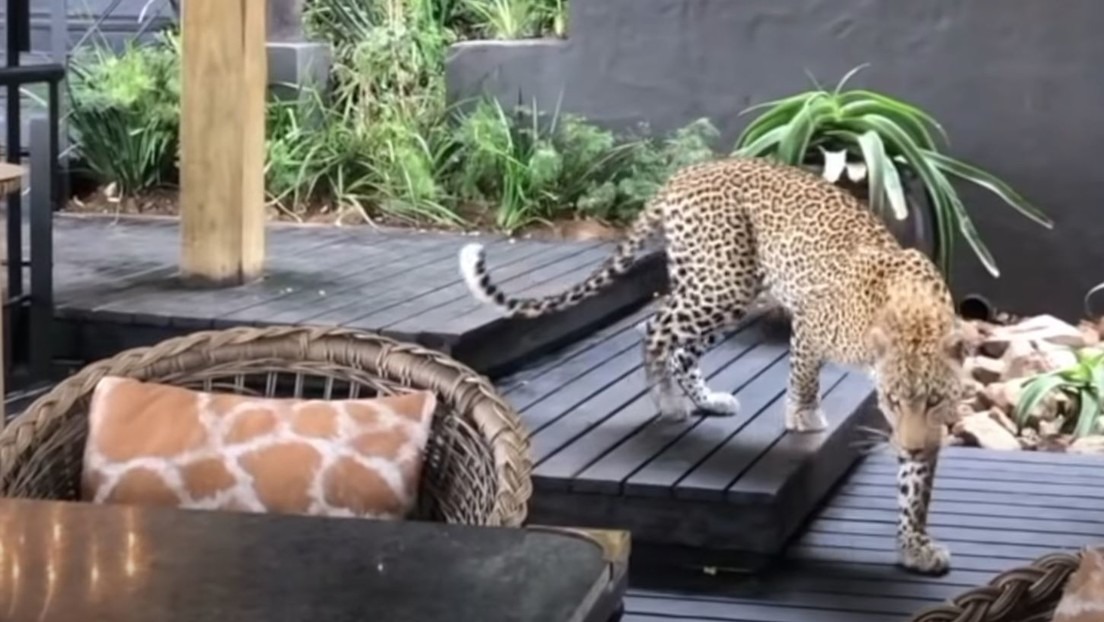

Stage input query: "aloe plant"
[
  {"left": 1015, "top": 349, "right": 1104, "bottom": 439},
  {"left": 732, "top": 65, "right": 1053, "bottom": 278}
]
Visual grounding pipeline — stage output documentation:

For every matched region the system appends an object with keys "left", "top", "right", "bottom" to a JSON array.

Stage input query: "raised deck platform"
[
  {"left": 498, "top": 305, "right": 881, "bottom": 574},
  {"left": 625, "top": 448, "right": 1104, "bottom": 620},
  {"left": 48, "top": 215, "right": 663, "bottom": 375}
]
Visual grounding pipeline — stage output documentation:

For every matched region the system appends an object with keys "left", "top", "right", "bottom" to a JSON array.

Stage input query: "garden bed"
[
  {"left": 953, "top": 313, "right": 1104, "bottom": 453},
  {"left": 60, "top": 183, "right": 626, "bottom": 242}
]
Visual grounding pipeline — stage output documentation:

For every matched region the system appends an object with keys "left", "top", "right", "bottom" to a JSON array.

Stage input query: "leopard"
[{"left": 457, "top": 155, "right": 966, "bottom": 576}]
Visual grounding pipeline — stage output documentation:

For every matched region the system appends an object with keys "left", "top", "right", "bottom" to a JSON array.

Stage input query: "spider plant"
[
  {"left": 732, "top": 65, "right": 1053, "bottom": 278},
  {"left": 462, "top": 0, "right": 565, "bottom": 39},
  {"left": 1015, "top": 349, "right": 1104, "bottom": 439}
]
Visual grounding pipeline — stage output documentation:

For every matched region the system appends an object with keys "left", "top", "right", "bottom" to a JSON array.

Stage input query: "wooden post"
[
  {"left": 0, "top": 163, "right": 21, "bottom": 429},
  {"left": 180, "top": 0, "right": 267, "bottom": 286}
]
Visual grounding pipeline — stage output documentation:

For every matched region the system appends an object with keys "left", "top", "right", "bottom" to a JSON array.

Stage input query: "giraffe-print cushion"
[
  {"left": 81, "top": 376, "right": 437, "bottom": 520},
  {"left": 1052, "top": 547, "right": 1104, "bottom": 622}
]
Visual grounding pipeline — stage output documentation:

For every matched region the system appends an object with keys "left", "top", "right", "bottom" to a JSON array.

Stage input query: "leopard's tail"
[{"left": 458, "top": 199, "right": 665, "bottom": 318}]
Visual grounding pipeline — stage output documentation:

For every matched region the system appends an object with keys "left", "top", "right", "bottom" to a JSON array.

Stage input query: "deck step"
[
  {"left": 498, "top": 309, "right": 881, "bottom": 576},
  {"left": 47, "top": 214, "right": 663, "bottom": 375}
]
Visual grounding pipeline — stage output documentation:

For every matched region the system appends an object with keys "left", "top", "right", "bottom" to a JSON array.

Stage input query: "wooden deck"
[
  {"left": 47, "top": 214, "right": 663, "bottom": 375},
  {"left": 622, "top": 447, "right": 1104, "bottom": 621},
  {"left": 499, "top": 305, "right": 882, "bottom": 573}
]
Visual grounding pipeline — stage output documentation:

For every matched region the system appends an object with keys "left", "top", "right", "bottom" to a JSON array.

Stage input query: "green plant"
[
  {"left": 461, "top": 0, "right": 565, "bottom": 38},
  {"left": 1015, "top": 349, "right": 1104, "bottom": 439},
  {"left": 451, "top": 99, "right": 716, "bottom": 231},
  {"left": 293, "top": 0, "right": 466, "bottom": 225},
  {"left": 732, "top": 66, "right": 1053, "bottom": 278},
  {"left": 68, "top": 32, "right": 181, "bottom": 196}
]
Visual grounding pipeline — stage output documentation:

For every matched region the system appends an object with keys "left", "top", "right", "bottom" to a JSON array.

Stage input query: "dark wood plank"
[
  {"left": 521, "top": 345, "right": 642, "bottom": 443},
  {"left": 629, "top": 589, "right": 935, "bottom": 618},
  {"left": 443, "top": 252, "right": 666, "bottom": 377},
  {"left": 732, "top": 369, "right": 873, "bottom": 496},
  {"left": 572, "top": 323, "right": 779, "bottom": 495},
  {"left": 837, "top": 482, "right": 1104, "bottom": 511},
  {"left": 800, "top": 531, "right": 1061, "bottom": 561},
  {"left": 830, "top": 492, "right": 1104, "bottom": 521},
  {"left": 385, "top": 243, "right": 612, "bottom": 338},
  {"left": 194, "top": 229, "right": 433, "bottom": 322},
  {"left": 506, "top": 321, "right": 643, "bottom": 413},
  {"left": 673, "top": 368, "right": 846, "bottom": 503},
  {"left": 771, "top": 573, "right": 962, "bottom": 601},
  {"left": 788, "top": 544, "right": 1051, "bottom": 573},
  {"left": 497, "top": 305, "right": 652, "bottom": 395},
  {"left": 848, "top": 469, "right": 1104, "bottom": 498},
  {"left": 210, "top": 232, "right": 480, "bottom": 325},
  {"left": 808, "top": 516, "right": 1097, "bottom": 549},
  {"left": 343, "top": 242, "right": 569, "bottom": 329},
  {"left": 626, "top": 593, "right": 900, "bottom": 622},
  {"left": 866, "top": 445, "right": 1104, "bottom": 468},
  {"left": 531, "top": 325, "right": 764, "bottom": 487},
  {"left": 301, "top": 237, "right": 556, "bottom": 327},
  {"left": 817, "top": 505, "right": 1104, "bottom": 533},
  {"left": 621, "top": 338, "right": 787, "bottom": 497},
  {"left": 856, "top": 461, "right": 1104, "bottom": 485},
  {"left": 86, "top": 224, "right": 359, "bottom": 319}
]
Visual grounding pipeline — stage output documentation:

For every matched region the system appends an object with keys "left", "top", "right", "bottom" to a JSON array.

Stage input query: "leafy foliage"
[
  {"left": 732, "top": 65, "right": 1054, "bottom": 278},
  {"left": 461, "top": 0, "right": 566, "bottom": 39},
  {"left": 68, "top": 33, "right": 181, "bottom": 196},
  {"left": 452, "top": 100, "right": 717, "bottom": 231},
  {"left": 1015, "top": 349, "right": 1104, "bottom": 439}
]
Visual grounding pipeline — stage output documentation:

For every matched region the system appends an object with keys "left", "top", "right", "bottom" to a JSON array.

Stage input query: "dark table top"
[{"left": 0, "top": 498, "right": 609, "bottom": 622}]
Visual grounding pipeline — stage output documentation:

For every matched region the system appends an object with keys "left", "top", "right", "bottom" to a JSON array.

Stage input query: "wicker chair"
[
  {"left": 910, "top": 551, "right": 1083, "bottom": 622},
  {"left": 0, "top": 326, "right": 532, "bottom": 527}
]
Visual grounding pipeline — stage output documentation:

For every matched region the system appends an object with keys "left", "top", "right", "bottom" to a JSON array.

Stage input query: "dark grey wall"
[{"left": 447, "top": 0, "right": 1104, "bottom": 321}]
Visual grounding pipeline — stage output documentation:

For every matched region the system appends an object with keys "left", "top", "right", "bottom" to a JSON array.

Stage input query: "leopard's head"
[{"left": 868, "top": 304, "right": 967, "bottom": 459}]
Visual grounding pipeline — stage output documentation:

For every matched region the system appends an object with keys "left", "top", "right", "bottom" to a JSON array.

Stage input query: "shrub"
[
  {"left": 732, "top": 65, "right": 1053, "bottom": 278},
  {"left": 67, "top": 33, "right": 181, "bottom": 196},
  {"left": 1016, "top": 349, "right": 1104, "bottom": 439},
  {"left": 461, "top": 0, "right": 566, "bottom": 39},
  {"left": 451, "top": 99, "right": 719, "bottom": 231}
]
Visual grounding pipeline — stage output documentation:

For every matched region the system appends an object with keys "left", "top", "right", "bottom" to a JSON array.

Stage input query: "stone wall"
[{"left": 446, "top": 0, "right": 1104, "bottom": 320}]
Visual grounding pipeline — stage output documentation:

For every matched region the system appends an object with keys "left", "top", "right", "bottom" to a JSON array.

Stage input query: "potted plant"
[{"left": 731, "top": 65, "right": 1053, "bottom": 280}]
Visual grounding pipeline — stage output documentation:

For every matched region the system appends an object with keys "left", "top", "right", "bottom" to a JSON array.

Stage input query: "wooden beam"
[
  {"left": 0, "top": 164, "right": 19, "bottom": 428},
  {"left": 179, "top": 0, "right": 267, "bottom": 286},
  {"left": 0, "top": 162, "right": 25, "bottom": 197},
  {"left": 0, "top": 280, "right": 5, "bottom": 430}
]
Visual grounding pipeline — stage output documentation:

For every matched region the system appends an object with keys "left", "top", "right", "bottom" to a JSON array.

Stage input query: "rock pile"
[{"left": 951, "top": 314, "right": 1104, "bottom": 453}]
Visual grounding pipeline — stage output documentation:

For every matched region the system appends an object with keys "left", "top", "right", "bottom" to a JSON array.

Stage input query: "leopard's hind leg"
[{"left": 643, "top": 275, "right": 759, "bottom": 420}]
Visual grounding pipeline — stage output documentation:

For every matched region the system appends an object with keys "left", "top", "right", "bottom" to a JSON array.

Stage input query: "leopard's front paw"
[
  {"left": 898, "top": 540, "right": 951, "bottom": 576},
  {"left": 784, "top": 404, "right": 828, "bottom": 432},
  {"left": 699, "top": 391, "right": 740, "bottom": 417}
]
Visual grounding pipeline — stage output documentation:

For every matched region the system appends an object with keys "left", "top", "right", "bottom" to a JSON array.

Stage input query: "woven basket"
[
  {"left": 0, "top": 326, "right": 533, "bottom": 527},
  {"left": 910, "top": 551, "right": 1082, "bottom": 622}
]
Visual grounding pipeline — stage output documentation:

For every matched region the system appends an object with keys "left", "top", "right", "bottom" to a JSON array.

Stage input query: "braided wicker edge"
[
  {"left": 0, "top": 325, "right": 534, "bottom": 527},
  {"left": 910, "top": 551, "right": 1083, "bottom": 622}
]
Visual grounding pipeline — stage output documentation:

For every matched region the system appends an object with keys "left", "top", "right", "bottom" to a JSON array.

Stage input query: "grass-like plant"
[
  {"left": 1015, "top": 349, "right": 1104, "bottom": 439},
  {"left": 732, "top": 66, "right": 1053, "bottom": 278},
  {"left": 461, "top": 0, "right": 565, "bottom": 39},
  {"left": 67, "top": 33, "right": 181, "bottom": 196},
  {"left": 453, "top": 98, "right": 718, "bottom": 231}
]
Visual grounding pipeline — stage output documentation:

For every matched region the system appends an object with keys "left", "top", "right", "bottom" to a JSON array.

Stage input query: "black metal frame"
[{"left": 3, "top": 0, "right": 64, "bottom": 390}]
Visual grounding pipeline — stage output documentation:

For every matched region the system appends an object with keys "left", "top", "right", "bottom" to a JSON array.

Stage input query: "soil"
[{"left": 61, "top": 185, "right": 627, "bottom": 243}]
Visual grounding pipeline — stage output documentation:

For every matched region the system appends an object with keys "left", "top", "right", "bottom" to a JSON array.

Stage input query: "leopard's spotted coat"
[{"left": 458, "top": 156, "right": 966, "bottom": 575}]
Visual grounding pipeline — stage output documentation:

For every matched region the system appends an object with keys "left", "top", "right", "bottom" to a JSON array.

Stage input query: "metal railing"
[{"left": 2, "top": 0, "right": 64, "bottom": 396}]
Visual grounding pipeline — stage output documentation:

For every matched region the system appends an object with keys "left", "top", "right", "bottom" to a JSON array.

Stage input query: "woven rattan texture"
[
  {"left": 910, "top": 552, "right": 1082, "bottom": 622},
  {"left": 0, "top": 326, "right": 533, "bottom": 526}
]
